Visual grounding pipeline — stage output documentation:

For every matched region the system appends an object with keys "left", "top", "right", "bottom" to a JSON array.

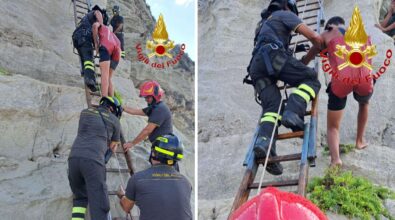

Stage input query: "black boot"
[
  {"left": 84, "top": 73, "right": 97, "bottom": 92},
  {"left": 281, "top": 110, "right": 304, "bottom": 131},
  {"left": 253, "top": 135, "right": 270, "bottom": 159},
  {"left": 253, "top": 135, "right": 283, "bottom": 175},
  {"left": 266, "top": 146, "right": 283, "bottom": 175}
]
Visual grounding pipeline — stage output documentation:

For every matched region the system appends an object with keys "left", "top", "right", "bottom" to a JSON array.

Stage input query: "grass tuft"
[{"left": 307, "top": 167, "right": 395, "bottom": 220}]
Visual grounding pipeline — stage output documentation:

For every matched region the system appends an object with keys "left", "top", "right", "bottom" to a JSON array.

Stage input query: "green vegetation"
[
  {"left": 114, "top": 90, "right": 123, "bottom": 105},
  {"left": 0, "top": 66, "right": 10, "bottom": 76},
  {"left": 322, "top": 143, "right": 355, "bottom": 156},
  {"left": 307, "top": 168, "right": 395, "bottom": 220}
]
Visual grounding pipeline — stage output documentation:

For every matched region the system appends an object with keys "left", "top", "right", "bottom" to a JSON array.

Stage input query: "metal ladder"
[
  {"left": 229, "top": 0, "right": 325, "bottom": 217},
  {"left": 71, "top": 1, "right": 135, "bottom": 219}
]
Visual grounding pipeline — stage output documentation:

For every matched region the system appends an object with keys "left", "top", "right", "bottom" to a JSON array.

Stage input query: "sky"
[{"left": 146, "top": 0, "right": 196, "bottom": 61}]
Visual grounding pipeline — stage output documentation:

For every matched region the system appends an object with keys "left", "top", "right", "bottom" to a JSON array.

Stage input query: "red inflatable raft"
[{"left": 230, "top": 187, "right": 327, "bottom": 220}]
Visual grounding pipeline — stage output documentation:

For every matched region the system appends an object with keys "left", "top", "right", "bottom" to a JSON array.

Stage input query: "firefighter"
[
  {"left": 110, "top": 5, "right": 125, "bottom": 58},
  {"left": 72, "top": 5, "right": 109, "bottom": 92},
  {"left": 68, "top": 97, "right": 122, "bottom": 220},
  {"left": 246, "top": 0, "right": 323, "bottom": 175},
  {"left": 122, "top": 81, "right": 172, "bottom": 151},
  {"left": 117, "top": 134, "right": 192, "bottom": 220}
]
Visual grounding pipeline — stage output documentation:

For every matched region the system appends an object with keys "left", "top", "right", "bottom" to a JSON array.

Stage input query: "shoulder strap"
[{"left": 98, "top": 108, "right": 114, "bottom": 163}]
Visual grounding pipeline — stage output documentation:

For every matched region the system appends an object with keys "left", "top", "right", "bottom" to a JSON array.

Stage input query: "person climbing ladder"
[
  {"left": 92, "top": 19, "right": 121, "bottom": 97},
  {"left": 245, "top": 0, "right": 323, "bottom": 175},
  {"left": 68, "top": 97, "right": 122, "bottom": 220},
  {"left": 302, "top": 16, "right": 374, "bottom": 167},
  {"left": 72, "top": 5, "right": 108, "bottom": 92}
]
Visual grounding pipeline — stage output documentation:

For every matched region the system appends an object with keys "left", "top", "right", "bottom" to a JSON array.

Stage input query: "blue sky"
[{"left": 146, "top": 0, "right": 196, "bottom": 61}]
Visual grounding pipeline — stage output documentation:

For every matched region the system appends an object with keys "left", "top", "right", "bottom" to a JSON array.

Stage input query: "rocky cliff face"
[
  {"left": 198, "top": 0, "right": 395, "bottom": 219},
  {"left": 0, "top": 0, "right": 195, "bottom": 219}
]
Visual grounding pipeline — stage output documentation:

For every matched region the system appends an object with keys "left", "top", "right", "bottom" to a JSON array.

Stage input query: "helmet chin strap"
[{"left": 148, "top": 151, "right": 173, "bottom": 165}]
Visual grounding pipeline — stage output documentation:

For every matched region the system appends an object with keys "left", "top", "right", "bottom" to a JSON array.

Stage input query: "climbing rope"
[{"left": 256, "top": 0, "right": 314, "bottom": 194}]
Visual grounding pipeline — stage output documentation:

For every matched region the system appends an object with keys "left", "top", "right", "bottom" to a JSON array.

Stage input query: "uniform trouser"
[
  {"left": 77, "top": 42, "right": 96, "bottom": 87},
  {"left": 68, "top": 158, "right": 111, "bottom": 220},
  {"left": 115, "top": 32, "right": 125, "bottom": 58},
  {"left": 250, "top": 50, "right": 321, "bottom": 138}
]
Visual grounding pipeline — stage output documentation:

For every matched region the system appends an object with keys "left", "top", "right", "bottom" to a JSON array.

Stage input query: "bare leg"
[
  {"left": 108, "top": 68, "right": 115, "bottom": 97},
  {"left": 356, "top": 102, "right": 369, "bottom": 149},
  {"left": 99, "top": 61, "right": 111, "bottom": 97},
  {"left": 327, "top": 109, "right": 344, "bottom": 167}
]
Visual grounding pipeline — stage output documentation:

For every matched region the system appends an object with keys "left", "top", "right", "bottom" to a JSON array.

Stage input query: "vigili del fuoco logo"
[
  {"left": 135, "top": 14, "right": 186, "bottom": 69},
  {"left": 320, "top": 5, "right": 392, "bottom": 85}
]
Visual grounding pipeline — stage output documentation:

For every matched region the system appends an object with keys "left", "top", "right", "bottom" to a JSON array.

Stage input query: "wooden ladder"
[
  {"left": 229, "top": 0, "right": 325, "bottom": 217},
  {"left": 71, "top": 1, "right": 135, "bottom": 219}
]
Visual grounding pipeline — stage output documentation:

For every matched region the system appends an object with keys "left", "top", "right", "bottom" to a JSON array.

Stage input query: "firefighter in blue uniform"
[{"left": 245, "top": 0, "right": 323, "bottom": 175}]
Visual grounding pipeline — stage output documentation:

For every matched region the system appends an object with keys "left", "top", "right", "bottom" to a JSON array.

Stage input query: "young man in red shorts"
[
  {"left": 302, "top": 17, "right": 374, "bottom": 167},
  {"left": 92, "top": 21, "right": 121, "bottom": 97}
]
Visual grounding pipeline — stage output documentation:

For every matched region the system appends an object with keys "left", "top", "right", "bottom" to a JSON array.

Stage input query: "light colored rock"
[{"left": 198, "top": 0, "right": 395, "bottom": 219}]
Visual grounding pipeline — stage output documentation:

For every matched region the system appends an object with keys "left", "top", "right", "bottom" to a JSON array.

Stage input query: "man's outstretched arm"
[
  {"left": 123, "top": 106, "right": 146, "bottom": 116},
  {"left": 296, "top": 24, "right": 323, "bottom": 50},
  {"left": 123, "top": 123, "right": 157, "bottom": 151}
]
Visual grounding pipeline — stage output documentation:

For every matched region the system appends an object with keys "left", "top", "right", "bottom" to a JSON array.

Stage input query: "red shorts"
[{"left": 98, "top": 25, "right": 121, "bottom": 63}]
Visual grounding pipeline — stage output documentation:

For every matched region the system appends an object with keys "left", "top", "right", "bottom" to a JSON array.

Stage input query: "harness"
[{"left": 244, "top": 16, "right": 289, "bottom": 104}]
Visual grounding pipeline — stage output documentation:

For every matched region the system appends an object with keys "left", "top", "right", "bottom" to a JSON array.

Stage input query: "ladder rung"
[
  {"left": 89, "top": 91, "right": 101, "bottom": 97},
  {"left": 108, "top": 190, "right": 117, "bottom": 195},
  {"left": 249, "top": 179, "right": 299, "bottom": 189},
  {"left": 297, "top": 1, "right": 319, "bottom": 8},
  {"left": 278, "top": 85, "right": 294, "bottom": 90},
  {"left": 77, "top": 16, "right": 83, "bottom": 20},
  {"left": 106, "top": 168, "right": 130, "bottom": 173},
  {"left": 256, "top": 153, "right": 301, "bottom": 164},
  {"left": 306, "top": 21, "right": 318, "bottom": 26},
  {"left": 277, "top": 131, "right": 304, "bottom": 140},
  {"left": 75, "top": 0, "right": 88, "bottom": 5},
  {"left": 75, "top": 4, "right": 88, "bottom": 10},
  {"left": 303, "top": 15, "right": 319, "bottom": 20},
  {"left": 95, "top": 64, "right": 100, "bottom": 67},
  {"left": 91, "top": 103, "right": 99, "bottom": 108},
  {"left": 76, "top": 10, "right": 87, "bottom": 15},
  {"left": 305, "top": 110, "right": 311, "bottom": 116},
  {"left": 289, "top": 39, "right": 309, "bottom": 46},
  {"left": 304, "top": 7, "right": 321, "bottom": 13}
]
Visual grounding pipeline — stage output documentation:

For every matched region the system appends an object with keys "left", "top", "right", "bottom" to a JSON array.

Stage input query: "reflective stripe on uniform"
[
  {"left": 293, "top": 89, "right": 310, "bottom": 103},
  {"left": 83, "top": 61, "right": 94, "bottom": 67},
  {"left": 260, "top": 112, "right": 281, "bottom": 124},
  {"left": 72, "top": 207, "right": 86, "bottom": 214},
  {"left": 260, "top": 116, "right": 276, "bottom": 123},
  {"left": 154, "top": 146, "right": 183, "bottom": 159},
  {"left": 298, "top": 84, "right": 316, "bottom": 98},
  {"left": 264, "top": 112, "right": 282, "bottom": 120},
  {"left": 84, "top": 65, "right": 94, "bottom": 71},
  {"left": 156, "top": 136, "right": 168, "bottom": 143},
  {"left": 71, "top": 206, "right": 86, "bottom": 220}
]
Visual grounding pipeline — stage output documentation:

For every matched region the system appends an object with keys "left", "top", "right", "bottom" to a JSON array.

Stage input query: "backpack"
[{"left": 72, "top": 11, "right": 96, "bottom": 48}]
